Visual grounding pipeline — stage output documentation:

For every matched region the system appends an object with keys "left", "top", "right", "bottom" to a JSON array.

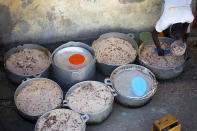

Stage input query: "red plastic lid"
[{"left": 69, "top": 54, "right": 85, "bottom": 65}]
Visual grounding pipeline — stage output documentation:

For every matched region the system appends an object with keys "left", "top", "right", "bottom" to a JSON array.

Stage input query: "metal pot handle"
[
  {"left": 104, "top": 78, "right": 117, "bottom": 96},
  {"left": 22, "top": 78, "right": 31, "bottom": 83},
  {"left": 17, "top": 45, "right": 22, "bottom": 48},
  {"left": 108, "top": 85, "right": 117, "bottom": 96},
  {"left": 173, "top": 66, "right": 183, "bottom": 73},
  {"left": 33, "top": 73, "right": 42, "bottom": 78},
  {"left": 127, "top": 33, "right": 135, "bottom": 39},
  {"left": 111, "top": 88, "right": 117, "bottom": 96},
  {"left": 72, "top": 71, "right": 80, "bottom": 78},
  {"left": 62, "top": 100, "right": 69, "bottom": 108},
  {"left": 104, "top": 78, "right": 112, "bottom": 86},
  {"left": 80, "top": 113, "right": 89, "bottom": 123}
]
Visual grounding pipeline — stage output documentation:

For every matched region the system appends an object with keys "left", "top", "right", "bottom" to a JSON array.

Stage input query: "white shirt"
[{"left": 156, "top": 0, "right": 194, "bottom": 33}]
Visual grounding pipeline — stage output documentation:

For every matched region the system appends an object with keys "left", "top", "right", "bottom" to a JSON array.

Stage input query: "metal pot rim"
[
  {"left": 92, "top": 32, "right": 138, "bottom": 66},
  {"left": 4, "top": 44, "right": 51, "bottom": 77},
  {"left": 34, "top": 108, "right": 87, "bottom": 131},
  {"left": 14, "top": 78, "right": 63, "bottom": 118},
  {"left": 138, "top": 37, "right": 186, "bottom": 70},
  {"left": 108, "top": 64, "right": 157, "bottom": 100},
  {"left": 51, "top": 42, "right": 96, "bottom": 72},
  {"left": 65, "top": 80, "right": 115, "bottom": 115}
]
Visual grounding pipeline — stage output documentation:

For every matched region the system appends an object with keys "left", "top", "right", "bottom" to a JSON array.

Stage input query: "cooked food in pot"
[
  {"left": 140, "top": 42, "right": 184, "bottom": 68},
  {"left": 35, "top": 109, "right": 85, "bottom": 131},
  {"left": 15, "top": 79, "right": 62, "bottom": 116},
  {"left": 66, "top": 81, "right": 113, "bottom": 114},
  {"left": 6, "top": 48, "right": 50, "bottom": 75},
  {"left": 93, "top": 37, "right": 137, "bottom": 65}
]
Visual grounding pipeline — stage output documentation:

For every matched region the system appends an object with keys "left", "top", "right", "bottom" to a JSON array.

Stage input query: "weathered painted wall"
[{"left": 0, "top": 0, "right": 166, "bottom": 44}]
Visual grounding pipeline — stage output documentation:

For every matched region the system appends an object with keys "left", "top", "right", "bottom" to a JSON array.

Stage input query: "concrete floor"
[{"left": 0, "top": 48, "right": 197, "bottom": 131}]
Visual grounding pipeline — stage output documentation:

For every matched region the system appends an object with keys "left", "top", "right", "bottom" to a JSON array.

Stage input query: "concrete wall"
[
  {"left": 0, "top": 0, "right": 194, "bottom": 46},
  {"left": 0, "top": 0, "right": 163, "bottom": 45}
]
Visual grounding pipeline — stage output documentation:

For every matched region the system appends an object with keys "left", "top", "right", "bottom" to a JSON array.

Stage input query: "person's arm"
[
  {"left": 183, "top": 23, "right": 190, "bottom": 60},
  {"left": 152, "top": 28, "right": 164, "bottom": 56},
  {"left": 183, "top": 23, "right": 189, "bottom": 42}
]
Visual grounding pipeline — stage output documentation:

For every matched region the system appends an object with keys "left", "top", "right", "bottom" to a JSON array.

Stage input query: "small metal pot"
[
  {"left": 138, "top": 37, "right": 186, "bottom": 80},
  {"left": 104, "top": 64, "right": 157, "bottom": 107},
  {"left": 14, "top": 78, "right": 63, "bottom": 121},
  {"left": 64, "top": 81, "right": 116, "bottom": 123},
  {"left": 4, "top": 44, "right": 51, "bottom": 84},
  {"left": 35, "top": 109, "right": 89, "bottom": 131},
  {"left": 92, "top": 32, "right": 138, "bottom": 76},
  {"left": 51, "top": 42, "right": 96, "bottom": 91}
]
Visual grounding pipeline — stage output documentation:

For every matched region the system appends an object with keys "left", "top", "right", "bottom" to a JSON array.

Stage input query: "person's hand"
[
  {"left": 152, "top": 29, "right": 165, "bottom": 56},
  {"left": 158, "top": 49, "right": 164, "bottom": 56}
]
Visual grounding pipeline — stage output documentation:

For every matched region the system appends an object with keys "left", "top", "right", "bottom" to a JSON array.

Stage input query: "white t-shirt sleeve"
[{"left": 155, "top": 0, "right": 194, "bottom": 32}]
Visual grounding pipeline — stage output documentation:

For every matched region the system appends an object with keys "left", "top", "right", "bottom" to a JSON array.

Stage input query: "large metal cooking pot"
[
  {"left": 64, "top": 81, "right": 116, "bottom": 123},
  {"left": 4, "top": 44, "right": 51, "bottom": 84},
  {"left": 14, "top": 78, "right": 63, "bottom": 121},
  {"left": 138, "top": 37, "right": 186, "bottom": 80},
  {"left": 104, "top": 64, "right": 157, "bottom": 107},
  {"left": 92, "top": 32, "right": 138, "bottom": 76},
  {"left": 51, "top": 42, "right": 96, "bottom": 91},
  {"left": 35, "top": 109, "right": 89, "bottom": 131}
]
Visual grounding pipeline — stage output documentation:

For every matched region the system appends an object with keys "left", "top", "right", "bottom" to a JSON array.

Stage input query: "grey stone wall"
[
  {"left": 0, "top": 0, "right": 196, "bottom": 45},
  {"left": 0, "top": 0, "right": 161, "bottom": 45}
]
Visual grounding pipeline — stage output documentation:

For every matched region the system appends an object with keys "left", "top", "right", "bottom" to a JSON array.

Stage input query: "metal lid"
[
  {"left": 53, "top": 47, "right": 93, "bottom": 70},
  {"left": 113, "top": 68, "right": 154, "bottom": 98}
]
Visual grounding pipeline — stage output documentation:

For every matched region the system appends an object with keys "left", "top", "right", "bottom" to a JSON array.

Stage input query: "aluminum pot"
[
  {"left": 92, "top": 32, "right": 138, "bottom": 76},
  {"left": 64, "top": 81, "right": 116, "bottom": 123},
  {"left": 51, "top": 41, "right": 96, "bottom": 91},
  {"left": 35, "top": 109, "right": 89, "bottom": 131},
  {"left": 14, "top": 78, "right": 63, "bottom": 121},
  {"left": 104, "top": 64, "right": 157, "bottom": 107},
  {"left": 138, "top": 37, "right": 186, "bottom": 80},
  {"left": 4, "top": 44, "right": 51, "bottom": 84}
]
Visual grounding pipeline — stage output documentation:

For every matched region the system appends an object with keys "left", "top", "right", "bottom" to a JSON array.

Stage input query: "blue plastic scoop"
[
  {"left": 154, "top": 48, "right": 170, "bottom": 54},
  {"left": 131, "top": 76, "right": 147, "bottom": 96}
]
